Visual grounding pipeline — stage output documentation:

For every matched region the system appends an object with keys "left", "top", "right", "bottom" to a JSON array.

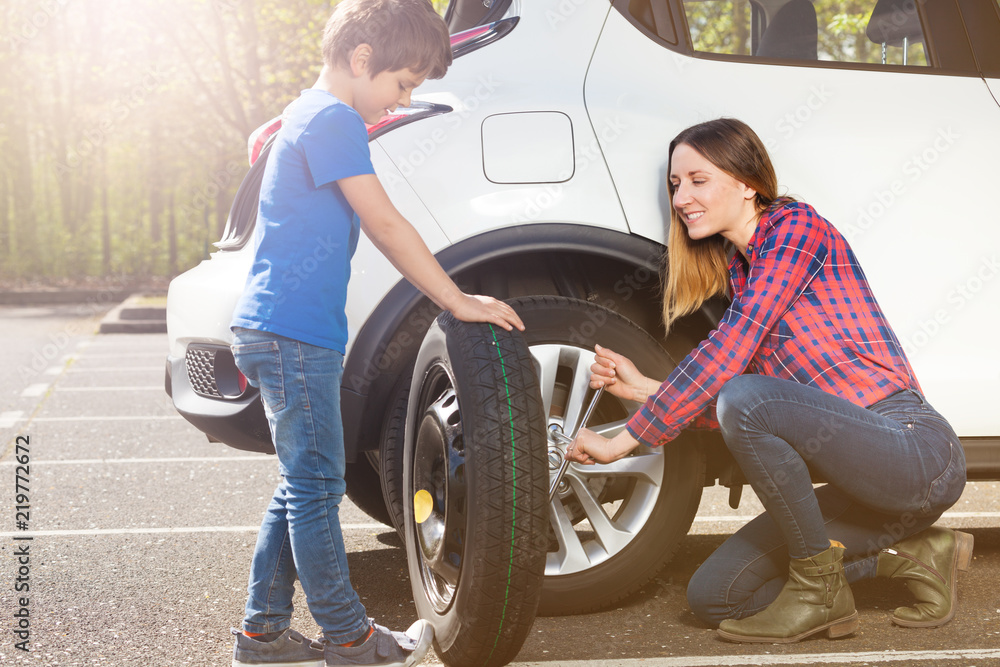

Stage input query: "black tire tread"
[
  {"left": 378, "top": 375, "right": 410, "bottom": 536},
  {"left": 411, "top": 313, "right": 548, "bottom": 667}
]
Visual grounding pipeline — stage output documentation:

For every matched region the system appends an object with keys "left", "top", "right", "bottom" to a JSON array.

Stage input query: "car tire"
[
  {"left": 503, "top": 295, "right": 705, "bottom": 616},
  {"left": 379, "top": 374, "right": 410, "bottom": 536},
  {"left": 404, "top": 312, "right": 548, "bottom": 667},
  {"left": 344, "top": 452, "right": 393, "bottom": 527}
]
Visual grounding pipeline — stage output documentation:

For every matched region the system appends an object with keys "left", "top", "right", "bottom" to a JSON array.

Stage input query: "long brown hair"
[{"left": 661, "top": 118, "right": 789, "bottom": 333}]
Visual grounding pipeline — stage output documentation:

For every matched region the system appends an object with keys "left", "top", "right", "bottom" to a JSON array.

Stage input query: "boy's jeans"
[
  {"left": 232, "top": 328, "right": 369, "bottom": 644},
  {"left": 687, "top": 375, "right": 967, "bottom": 627}
]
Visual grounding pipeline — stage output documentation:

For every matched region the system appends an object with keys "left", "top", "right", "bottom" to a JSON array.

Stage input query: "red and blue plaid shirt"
[{"left": 626, "top": 201, "right": 921, "bottom": 447}]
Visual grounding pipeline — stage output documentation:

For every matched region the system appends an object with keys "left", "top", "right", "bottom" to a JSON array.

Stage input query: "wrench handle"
[{"left": 547, "top": 386, "right": 605, "bottom": 503}]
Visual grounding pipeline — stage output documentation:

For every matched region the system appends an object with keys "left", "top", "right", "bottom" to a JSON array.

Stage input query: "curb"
[
  {"left": 99, "top": 294, "right": 167, "bottom": 334},
  {"left": 0, "top": 289, "right": 136, "bottom": 306}
]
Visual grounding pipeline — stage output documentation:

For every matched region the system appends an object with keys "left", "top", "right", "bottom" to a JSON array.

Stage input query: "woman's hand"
[
  {"left": 590, "top": 344, "right": 657, "bottom": 402},
  {"left": 450, "top": 294, "right": 525, "bottom": 332},
  {"left": 565, "top": 428, "right": 640, "bottom": 464}
]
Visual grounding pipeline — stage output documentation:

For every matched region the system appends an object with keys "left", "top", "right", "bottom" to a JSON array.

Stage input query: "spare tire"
[{"left": 404, "top": 312, "right": 548, "bottom": 667}]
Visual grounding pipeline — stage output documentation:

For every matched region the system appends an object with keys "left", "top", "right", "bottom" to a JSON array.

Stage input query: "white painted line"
[
  {"left": 693, "top": 511, "right": 1000, "bottom": 523},
  {"left": 45, "top": 366, "right": 64, "bottom": 375},
  {"left": 66, "top": 367, "right": 163, "bottom": 372},
  {"left": 0, "top": 455, "right": 272, "bottom": 465},
  {"left": 74, "top": 353, "right": 165, "bottom": 359},
  {"left": 0, "top": 411, "right": 24, "bottom": 428},
  {"left": 31, "top": 415, "right": 183, "bottom": 422},
  {"left": 692, "top": 515, "right": 755, "bottom": 523},
  {"left": 58, "top": 386, "right": 162, "bottom": 392},
  {"left": 510, "top": 648, "right": 1000, "bottom": 666},
  {"left": 21, "top": 383, "right": 50, "bottom": 397},
  {"left": 0, "top": 523, "right": 386, "bottom": 538}
]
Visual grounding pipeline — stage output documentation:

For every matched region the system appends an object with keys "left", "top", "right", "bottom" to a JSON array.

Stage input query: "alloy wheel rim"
[{"left": 531, "top": 343, "right": 665, "bottom": 577}]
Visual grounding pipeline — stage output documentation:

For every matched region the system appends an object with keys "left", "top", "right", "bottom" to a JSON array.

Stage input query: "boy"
[{"left": 228, "top": 1, "right": 524, "bottom": 666}]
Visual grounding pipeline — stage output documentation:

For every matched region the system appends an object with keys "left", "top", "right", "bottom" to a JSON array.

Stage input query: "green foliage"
[
  {"left": 0, "top": 0, "right": 351, "bottom": 282},
  {"left": 681, "top": 0, "right": 928, "bottom": 66},
  {"left": 683, "top": 1, "right": 751, "bottom": 55}
]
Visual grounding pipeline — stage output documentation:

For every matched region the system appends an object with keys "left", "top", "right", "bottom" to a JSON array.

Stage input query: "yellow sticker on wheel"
[{"left": 414, "top": 489, "right": 434, "bottom": 524}]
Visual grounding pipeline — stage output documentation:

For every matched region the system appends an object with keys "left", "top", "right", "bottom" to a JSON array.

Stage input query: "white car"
[{"left": 166, "top": 1, "right": 1000, "bottom": 664}]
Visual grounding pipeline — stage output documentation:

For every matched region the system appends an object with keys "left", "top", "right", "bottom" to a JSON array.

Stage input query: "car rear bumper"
[{"left": 166, "top": 352, "right": 274, "bottom": 455}]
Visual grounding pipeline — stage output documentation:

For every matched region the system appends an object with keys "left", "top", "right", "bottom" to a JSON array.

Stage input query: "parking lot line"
[
  {"left": 72, "top": 353, "right": 168, "bottom": 358},
  {"left": 510, "top": 648, "right": 1000, "bottom": 666},
  {"left": 0, "top": 455, "right": 272, "bottom": 465},
  {"left": 0, "top": 410, "right": 24, "bottom": 428},
  {"left": 65, "top": 367, "right": 164, "bottom": 372},
  {"left": 0, "top": 523, "right": 387, "bottom": 538},
  {"left": 58, "top": 386, "right": 163, "bottom": 391},
  {"left": 21, "top": 382, "right": 51, "bottom": 397},
  {"left": 31, "top": 415, "right": 183, "bottom": 422},
  {"left": 694, "top": 511, "right": 1000, "bottom": 523}
]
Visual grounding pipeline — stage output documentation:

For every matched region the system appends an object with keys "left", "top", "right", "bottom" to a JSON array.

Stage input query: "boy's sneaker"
[
  {"left": 231, "top": 627, "right": 325, "bottom": 667},
  {"left": 325, "top": 619, "right": 433, "bottom": 667}
]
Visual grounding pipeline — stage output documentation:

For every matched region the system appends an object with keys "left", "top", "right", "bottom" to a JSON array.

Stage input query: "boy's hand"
[
  {"left": 450, "top": 294, "right": 525, "bottom": 332},
  {"left": 340, "top": 175, "right": 524, "bottom": 333}
]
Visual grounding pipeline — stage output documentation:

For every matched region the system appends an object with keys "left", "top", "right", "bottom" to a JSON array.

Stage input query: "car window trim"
[{"left": 609, "top": 0, "right": 985, "bottom": 78}]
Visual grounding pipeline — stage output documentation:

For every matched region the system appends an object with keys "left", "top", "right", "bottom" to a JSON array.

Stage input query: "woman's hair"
[
  {"left": 661, "top": 117, "right": 791, "bottom": 333},
  {"left": 322, "top": 0, "right": 452, "bottom": 80}
]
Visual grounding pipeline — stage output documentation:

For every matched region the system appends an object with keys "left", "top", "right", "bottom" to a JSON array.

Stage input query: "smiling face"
[
  {"left": 669, "top": 142, "right": 760, "bottom": 247},
  {"left": 353, "top": 58, "right": 426, "bottom": 124}
]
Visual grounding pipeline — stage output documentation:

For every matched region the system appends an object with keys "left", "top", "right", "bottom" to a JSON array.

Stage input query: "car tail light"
[
  {"left": 366, "top": 101, "right": 453, "bottom": 140},
  {"left": 243, "top": 18, "right": 517, "bottom": 165},
  {"left": 450, "top": 17, "right": 518, "bottom": 58},
  {"left": 248, "top": 118, "right": 282, "bottom": 166},
  {"left": 245, "top": 101, "right": 452, "bottom": 166}
]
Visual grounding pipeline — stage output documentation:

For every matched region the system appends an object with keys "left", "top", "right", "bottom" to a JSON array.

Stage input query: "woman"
[{"left": 566, "top": 118, "right": 971, "bottom": 643}]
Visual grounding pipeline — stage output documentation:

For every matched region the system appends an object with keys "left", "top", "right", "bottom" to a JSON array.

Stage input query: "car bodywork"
[{"left": 168, "top": 0, "right": 1000, "bottom": 477}]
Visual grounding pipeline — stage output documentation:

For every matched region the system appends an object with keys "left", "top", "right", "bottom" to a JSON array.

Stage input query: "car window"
[{"left": 681, "top": 0, "right": 928, "bottom": 66}]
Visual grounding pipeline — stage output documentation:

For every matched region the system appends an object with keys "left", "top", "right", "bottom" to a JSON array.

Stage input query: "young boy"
[{"left": 228, "top": 1, "right": 524, "bottom": 666}]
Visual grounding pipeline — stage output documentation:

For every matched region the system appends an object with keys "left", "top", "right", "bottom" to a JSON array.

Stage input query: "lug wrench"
[{"left": 548, "top": 386, "right": 604, "bottom": 503}]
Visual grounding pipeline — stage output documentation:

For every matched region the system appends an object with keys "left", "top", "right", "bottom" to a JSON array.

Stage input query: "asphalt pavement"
[{"left": 1, "top": 302, "right": 998, "bottom": 667}]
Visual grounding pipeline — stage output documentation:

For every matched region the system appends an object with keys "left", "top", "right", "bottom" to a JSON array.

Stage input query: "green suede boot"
[
  {"left": 717, "top": 542, "right": 858, "bottom": 643},
  {"left": 876, "top": 527, "right": 974, "bottom": 628}
]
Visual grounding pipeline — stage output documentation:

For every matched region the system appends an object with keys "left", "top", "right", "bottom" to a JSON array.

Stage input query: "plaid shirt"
[{"left": 626, "top": 201, "right": 920, "bottom": 447}]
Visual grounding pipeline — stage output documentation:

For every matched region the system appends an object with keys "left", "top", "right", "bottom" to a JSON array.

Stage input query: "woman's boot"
[
  {"left": 876, "top": 527, "right": 973, "bottom": 628},
  {"left": 717, "top": 541, "right": 858, "bottom": 643}
]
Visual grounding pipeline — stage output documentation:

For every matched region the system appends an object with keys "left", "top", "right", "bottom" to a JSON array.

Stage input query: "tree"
[{"left": 0, "top": 0, "right": 345, "bottom": 283}]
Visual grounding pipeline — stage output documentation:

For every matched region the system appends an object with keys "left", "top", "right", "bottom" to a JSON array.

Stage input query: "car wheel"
[
  {"left": 404, "top": 312, "right": 548, "bottom": 667},
  {"left": 344, "top": 452, "right": 393, "bottom": 527},
  {"left": 507, "top": 296, "right": 705, "bottom": 616}
]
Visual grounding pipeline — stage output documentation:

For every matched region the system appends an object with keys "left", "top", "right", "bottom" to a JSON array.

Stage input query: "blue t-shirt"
[{"left": 231, "top": 89, "right": 375, "bottom": 352}]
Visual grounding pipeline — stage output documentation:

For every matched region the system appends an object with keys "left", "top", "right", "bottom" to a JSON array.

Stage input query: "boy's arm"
[{"left": 339, "top": 173, "right": 524, "bottom": 331}]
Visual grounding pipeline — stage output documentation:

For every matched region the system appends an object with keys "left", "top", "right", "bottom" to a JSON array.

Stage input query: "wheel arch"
[{"left": 341, "top": 222, "right": 722, "bottom": 460}]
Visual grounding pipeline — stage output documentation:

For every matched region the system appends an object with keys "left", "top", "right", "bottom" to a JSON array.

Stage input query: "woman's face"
[{"left": 669, "top": 143, "right": 758, "bottom": 243}]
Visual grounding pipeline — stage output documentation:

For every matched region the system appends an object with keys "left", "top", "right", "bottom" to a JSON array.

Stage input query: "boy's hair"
[{"left": 322, "top": 0, "right": 452, "bottom": 79}]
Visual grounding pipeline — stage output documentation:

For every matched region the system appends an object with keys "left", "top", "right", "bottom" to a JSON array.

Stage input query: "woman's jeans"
[
  {"left": 231, "top": 328, "right": 369, "bottom": 644},
  {"left": 687, "top": 375, "right": 967, "bottom": 627}
]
